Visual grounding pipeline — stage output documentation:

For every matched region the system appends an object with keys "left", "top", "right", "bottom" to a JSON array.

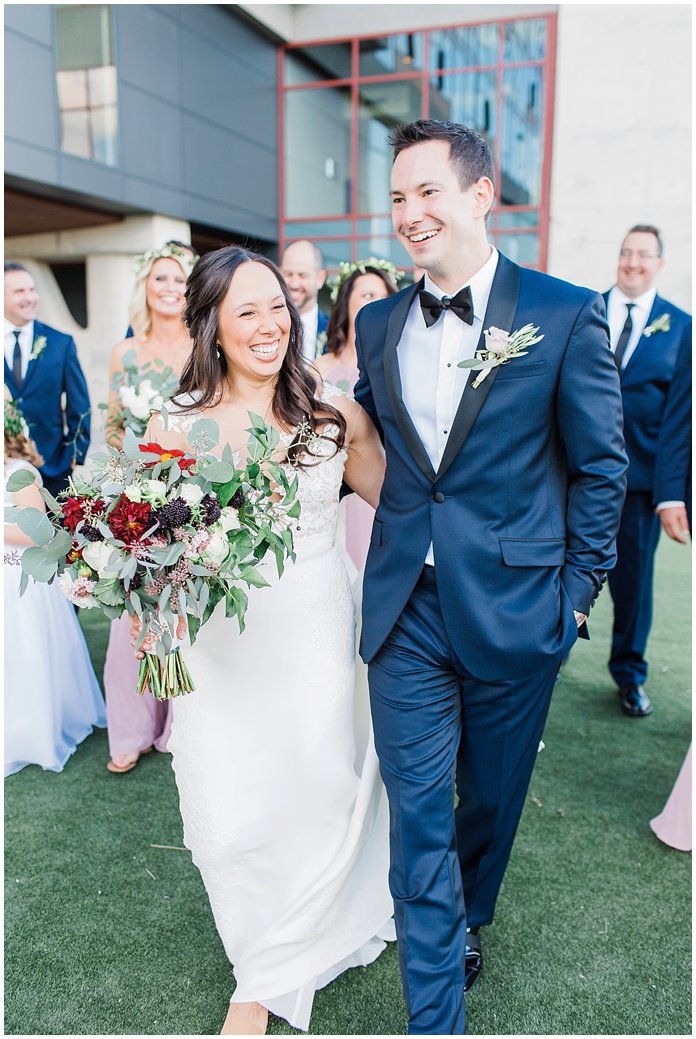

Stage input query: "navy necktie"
[
  {"left": 614, "top": 303, "right": 635, "bottom": 369},
  {"left": 419, "top": 286, "right": 474, "bottom": 328},
  {"left": 11, "top": 330, "right": 22, "bottom": 386}
]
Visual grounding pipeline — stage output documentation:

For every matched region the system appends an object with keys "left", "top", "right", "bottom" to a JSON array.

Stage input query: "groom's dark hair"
[{"left": 388, "top": 119, "right": 495, "bottom": 192}]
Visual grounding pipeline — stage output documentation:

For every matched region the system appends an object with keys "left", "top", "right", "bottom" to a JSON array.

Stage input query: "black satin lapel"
[
  {"left": 436, "top": 255, "right": 521, "bottom": 479},
  {"left": 383, "top": 279, "right": 437, "bottom": 482}
]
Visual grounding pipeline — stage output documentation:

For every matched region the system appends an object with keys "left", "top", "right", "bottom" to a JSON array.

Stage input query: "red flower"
[
  {"left": 62, "top": 496, "right": 105, "bottom": 533},
  {"left": 108, "top": 493, "right": 153, "bottom": 545},
  {"left": 139, "top": 442, "right": 196, "bottom": 471},
  {"left": 66, "top": 541, "right": 83, "bottom": 563}
]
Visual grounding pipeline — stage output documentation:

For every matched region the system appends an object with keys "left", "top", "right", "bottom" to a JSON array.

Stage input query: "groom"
[{"left": 354, "top": 120, "right": 628, "bottom": 1035}]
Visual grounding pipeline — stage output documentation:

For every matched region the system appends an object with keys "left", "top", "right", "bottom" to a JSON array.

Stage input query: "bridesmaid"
[
  {"left": 103, "top": 243, "right": 197, "bottom": 773},
  {"left": 314, "top": 260, "right": 398, "bottom": 570},
  {"left": 650, "top": 745, "right": 692, "bottom": 851}
]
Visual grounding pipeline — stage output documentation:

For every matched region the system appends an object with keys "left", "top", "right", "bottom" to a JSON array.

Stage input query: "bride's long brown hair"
[{"left": 176, "top": 246, "right": 346, "bottom": 467}]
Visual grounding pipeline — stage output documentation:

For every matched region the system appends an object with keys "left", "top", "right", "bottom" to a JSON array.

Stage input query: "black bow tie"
[{"left": 419, "top": 286, "right": 474, "bottom": 328}]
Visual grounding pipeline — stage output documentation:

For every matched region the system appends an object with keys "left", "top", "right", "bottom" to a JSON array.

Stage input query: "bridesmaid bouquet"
[
  {"left": 5, "top": 415, "right": 299, "bottom": 699},
  {"left": 101, "top": 349, "right": 180, "bottom": 438}
]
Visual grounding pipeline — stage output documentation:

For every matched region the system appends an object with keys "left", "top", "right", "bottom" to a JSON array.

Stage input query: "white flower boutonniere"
[
  {"left": 314, "top": 330, "right": 328, "bottom": 358},
  {"left": 643, "top": 313, "right": 671, "bottom": 337},
  {"left": 458, "top": 323, "right": 544, "bottom": 388},
  {"left": 30, "top": 335, "right": 47, "bottom": 362}
]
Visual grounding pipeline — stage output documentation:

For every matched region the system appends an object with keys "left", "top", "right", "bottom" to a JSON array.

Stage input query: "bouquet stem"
[{"left": 137, "top": 649, "right": 195, "bottom": 700}]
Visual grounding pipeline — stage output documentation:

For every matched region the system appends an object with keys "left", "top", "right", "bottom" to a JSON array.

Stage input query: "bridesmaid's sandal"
[
  {"left": 106, "top": 746, "right": 153, "bottom": 774},
  {"left": 221, "top": 1001, "right": 268, "bottom": 1035}
]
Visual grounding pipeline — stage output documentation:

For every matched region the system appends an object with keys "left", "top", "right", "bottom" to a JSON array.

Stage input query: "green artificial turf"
[{"left": 5, "top": 536, "right": 691, "bottom": 1035}]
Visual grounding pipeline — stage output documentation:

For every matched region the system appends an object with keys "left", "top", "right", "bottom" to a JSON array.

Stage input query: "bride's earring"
[{"left": 216, "top": 345, "right": 222, "bottom": 360}]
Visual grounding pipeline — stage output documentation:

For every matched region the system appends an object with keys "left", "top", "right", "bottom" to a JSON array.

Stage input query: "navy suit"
[
  {"left": 4, "top": 320, "right": 91, "bottom": 497},
  {"left": 355, "top": 254, "right": 628, "bottom": 1034},
  {"left": 602, "top": 291, "right": 691, "bottom": 687},
  {"left": 653, "top": 333, "right": 692, "bottom": 527}
]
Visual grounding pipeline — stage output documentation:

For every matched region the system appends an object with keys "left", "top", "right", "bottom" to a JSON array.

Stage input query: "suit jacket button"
[{"left": 433, "top": 491, "right": 445, "bottom": 503}]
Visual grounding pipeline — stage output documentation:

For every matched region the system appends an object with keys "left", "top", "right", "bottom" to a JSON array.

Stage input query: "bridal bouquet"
[
  {"left": 5, "top": 416, "right": 299, "bottom": 699},
  {"left": 101, "top": 349, "right": 180, "bottom": 438}
]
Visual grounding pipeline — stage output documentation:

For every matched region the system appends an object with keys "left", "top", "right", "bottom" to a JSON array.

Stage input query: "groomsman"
[
  {"left": 603, "top": 226, "right": 692, "bottom": 716},
  {"left": 4, "top": 262, "right": 91, "bottom": 497},
  {"left": 653, "top": 334, "right": 692, "bottom": 540},
  {"left": 280, "top": 239, "right": 329, "bottom": 360}
]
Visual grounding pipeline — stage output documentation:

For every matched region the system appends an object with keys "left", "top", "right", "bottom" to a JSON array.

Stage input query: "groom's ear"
[{"left": 471, "top": 177, "right": 495, "bottom": 219}]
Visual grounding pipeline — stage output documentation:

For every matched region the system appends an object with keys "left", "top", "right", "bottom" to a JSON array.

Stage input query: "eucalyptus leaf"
[
  {"left": 94, "top": 577, "right": 125, "bottom": 607},
  {"left": 190, "top": 418, "right": 220, "bottom": 447},
  {"left": 6, "top": 468, "right": 38, "bottom": 492},
  {"left": 4, "top": 506, "right": 19, "bottom": 523},
  {"left": 21, "top": 547, "right": 58, "bottom": 582},
  {"left": 200, "top": 460, "right": 237, "bottom": 483},
  {"left": 123, "top": 427, "right": 143, "bottom": 460},
  {"left": 129, "top": 591, "right": 142, "bottom": 615},
  {"left": 18, "top": 569, "right": 29, "bottom": 597},
  {"left": 17, "top": 507, "right": 56, "bottom": 547},
  {"left": 39, "top": 485, "right": 62, "bottom": 514},
  {"left": 43, "top": 530, "right": 73, "bottom": 561},
  {"left": 240, "top": 564, "right": 270, "bottom": 589}
]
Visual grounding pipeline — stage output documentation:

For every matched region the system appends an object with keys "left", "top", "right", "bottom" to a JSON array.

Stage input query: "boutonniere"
[
  {"left": 643, "top": 313, "right": 671, "bottom": 337},
  {"left": 458, "top": 324, "right": 544, "bottom": 388},
  {"left": 30, "top": 335, "right": 47, "bottom": 361},
  {"left": 314, "top": 330, "right": 328, "bottom": 358}
]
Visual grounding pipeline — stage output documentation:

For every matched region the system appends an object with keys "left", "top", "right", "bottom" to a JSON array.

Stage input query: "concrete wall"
[
  {"left": 548, "top": 4, "right": 691, "bottom": 308},
  {"left": 5, "top": 4, "right": 279, "bottom": 240}
]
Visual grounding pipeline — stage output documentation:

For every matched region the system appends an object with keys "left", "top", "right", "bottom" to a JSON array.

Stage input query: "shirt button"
[
  {"left": 447, "top": 363, "right": 452, "bottom": 368},
  {"left": 443, "top": 429, "right": 448, "bottom": 435},
  {"left": 433, "top": 491, "right": 445, "bottom": 503}
]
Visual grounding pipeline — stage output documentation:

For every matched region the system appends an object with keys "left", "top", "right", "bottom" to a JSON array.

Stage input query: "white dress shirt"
[
  {"left": 398, "top": 247, "right": 499, "bottom": 564},
  {"left": 4, "top": 318, "right": 34, "bottom": 382},
  {"left": 607, "top": 285, "right": 656, "bottom": 369},
  {"left": 300, "top": 303, "right": 319, "bottom": 361}
]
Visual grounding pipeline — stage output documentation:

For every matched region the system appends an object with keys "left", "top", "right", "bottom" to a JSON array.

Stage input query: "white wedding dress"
[{"left": 167, "top": 388, "right": 394, "bottom": 1031}]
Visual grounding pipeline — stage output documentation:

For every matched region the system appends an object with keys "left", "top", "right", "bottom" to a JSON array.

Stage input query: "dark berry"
[
  {"left": 155, "top": 497, "right": 192, "bottom": 530},
  {"left": 230, "top": 488, "right": 245, "bottom": 510},
  {"left": 200, "top": 493, "right": 221, "bottom": 525},
  {"left": 127, "top": 572, "right": 142, "bottom": 591},
  {"left": 81, "top": 524, "right": 104, "bottom": 542}
]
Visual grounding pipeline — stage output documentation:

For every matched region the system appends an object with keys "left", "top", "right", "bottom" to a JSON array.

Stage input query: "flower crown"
[
  {"left": 4, "top": 399, "right": 30, "bottom": 439},
  {"left": 133, "top": 243, "right": 199, "bottom": 277},
  {"left": 328, "top": 257, "right": 403, "bottom": 304}
]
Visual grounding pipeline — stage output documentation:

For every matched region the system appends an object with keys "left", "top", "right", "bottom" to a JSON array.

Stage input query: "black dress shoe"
[
  {"left": 464, "top": 931, "right": 482, "bottom": 994},
  {"left": 619, "top": 684, "right": 653, "bottom": 717}
]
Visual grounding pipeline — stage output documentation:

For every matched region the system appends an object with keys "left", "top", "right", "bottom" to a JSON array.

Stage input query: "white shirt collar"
[
  {"left": 423, "top": 247, "right": 499, "bottom": 323},
  {"left": 4, "top": 318, "right": 33, "bottom": 338},
  {"left": 300, "top": 302, "right": 319, "bottom": 327},
  {"left": 610, "top": 285, "right": 656, "bottom": 315}
]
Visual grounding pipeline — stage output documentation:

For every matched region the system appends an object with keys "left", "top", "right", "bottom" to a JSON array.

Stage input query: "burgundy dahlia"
[{"left": 108, "top": 494, "right": 153, "bottom": 544}]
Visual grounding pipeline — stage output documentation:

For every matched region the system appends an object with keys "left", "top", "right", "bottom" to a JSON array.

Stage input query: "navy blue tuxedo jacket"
[
  {"left": 653, "top": 333, "right": 692, "bottom": 518},
  {"left": 603, "top": 290, "right": 691, "bottom": 493},
  {"left": 355, "top": 254, "right": 628, "bottom": 681},
  {"left": 4, "top": 320, "right": 91, "bottom": 480}
]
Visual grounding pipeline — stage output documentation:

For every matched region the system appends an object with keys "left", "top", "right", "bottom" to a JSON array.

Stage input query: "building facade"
[{"left": 4, "top": 3, "right": 691, "bottom": 408}]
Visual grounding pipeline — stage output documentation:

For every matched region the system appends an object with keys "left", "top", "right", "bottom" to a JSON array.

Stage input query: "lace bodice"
[{"left": 164, "top": 385, "right": 348, "bottom": 545}]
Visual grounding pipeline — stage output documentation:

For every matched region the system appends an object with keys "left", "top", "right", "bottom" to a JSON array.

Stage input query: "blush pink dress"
[
  {"left": 650, "top": 744, "right": 692, "bottom": 851},
  {"left": 322, "top": 359, "right": 375, "bottom": 572},
  {"left": 104, "top": 615, "right": 172, "bottom": 759}
]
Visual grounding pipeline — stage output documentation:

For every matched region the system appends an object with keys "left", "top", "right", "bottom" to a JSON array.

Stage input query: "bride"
[{"left": 136, "top": 246, "right": 393, "bottom": 1035}]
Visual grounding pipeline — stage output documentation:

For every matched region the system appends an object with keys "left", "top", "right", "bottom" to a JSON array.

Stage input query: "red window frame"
[{"left": 279, "top": 12, "right": 557, "bottom": 272}]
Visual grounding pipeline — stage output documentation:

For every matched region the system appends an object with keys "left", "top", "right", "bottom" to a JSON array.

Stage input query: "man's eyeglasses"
[{"left": 619, "top": 249, "right": 661, "bottom": 260}]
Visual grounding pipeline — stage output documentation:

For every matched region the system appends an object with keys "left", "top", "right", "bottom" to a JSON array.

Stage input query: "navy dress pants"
[
  {"left": 368, "top": 567, "right": 559, "bottom": 1035},
  {"left": 607, "top": 491, "right": 661, "bottom": 688}
]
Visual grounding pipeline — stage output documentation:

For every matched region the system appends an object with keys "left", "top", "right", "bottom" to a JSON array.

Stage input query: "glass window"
[
  {"left": 357, "top": 234, "right": 412, "bottom": 268},
  {"left": 500, "top": 67, "right": 543, "bottom": 206},
  {"left": 359, "top": 34, "right": 424, "bottom": 76},
  {"left": 283, "top": 219, "right": 353, "bottom": 238},
  {"left": 285, "top": 43, "right": 352, "bottom": 85},
  {"left": 429, "top": 24, "right": 499, "bottom": 70},
  {"left": 496, "top": 210, "right": 539, "bottom": 230},
  {"left": 55, "top": 5, "right": 118, "bottom": 166},
  {"left": 358, "top": 79, "right": 423, "bottom": 214},
  {"left": 284, "top": 238, "right": 353, "bottom": 269},
  {"left": 429, "top": 70, "right": 496, "bottom": 151},
  {"left": 495, "top": 232, "right": 540, "bottom": 266},
  {"left": 503, "top": 18, "right": 547, "bottom": 63},
  {"left": 285, "top": 87, "right": 352, "bottom": 218},
  {"left": 356, "top": 216, "right": 394, "bottom": 235}
]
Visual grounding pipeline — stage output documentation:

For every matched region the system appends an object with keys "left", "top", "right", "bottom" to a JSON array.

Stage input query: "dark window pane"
[
  {"left": 284, "top": 219, "right": 353, "bottom": 238},
  {"left": 496, "top": 210, "right": 539, "bottom": 230},
  {"left": 55, "top": 4, "right": 112, "bottom": 71},
  {"left": 503, "top": 18, "right": 547, "bottom": 63},
  {"left": 359, "top": 34, "right": 424, "bottom": 76},
  {"left": 57, "top": 69, "right": 88, "bottom": 111},
  {"left": 496, "top": 232, "right": 540, "bottom": 266},
  {"left": 358, "top": 80, "right": 423, "bottom": 214},
  {"left": 429, "top": 24, "right": 499, "bottom": 71},
  {"left": 429, "top": 70, "right": 496, "bottom": 152},
  {"left": 87, "top": 64, "right": 117, "bottom": 107},
  {"left": 500, "top": 67, "right": 544, "bottom": 206},
  {"left": 285, "top": 44, "right": 352, "bottom": 85},
  {"left": 285, "top": 87, "right": 352, "bottom": 218},
  {"left": 90, "top": 105, "right": 118, "bottom": 166},
  {"left": 61, "top": 109, "right": 91, "bottom": 159}
]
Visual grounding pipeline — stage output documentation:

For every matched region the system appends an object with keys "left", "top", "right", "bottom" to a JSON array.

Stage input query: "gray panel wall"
[{"left": 5, "top": 4, "right": 278, "bottom": 240}]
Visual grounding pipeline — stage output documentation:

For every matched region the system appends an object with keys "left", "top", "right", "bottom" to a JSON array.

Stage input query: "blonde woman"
[{"left": 103, "top": 243, "right": 197, "bottom": 773}]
